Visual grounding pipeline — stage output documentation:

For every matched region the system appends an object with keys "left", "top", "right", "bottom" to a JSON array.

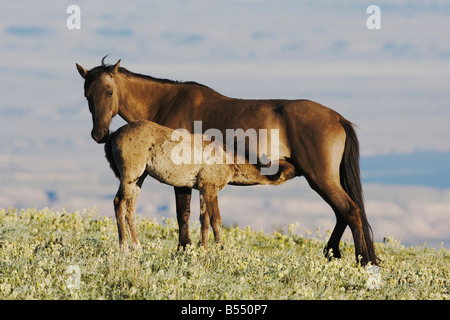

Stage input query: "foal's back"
[
  {"left": 108, "top": 120, "right": 294, "bottom": 190},
  {"left": 110, "top": 120, "right": 227, "bottom": 189}
]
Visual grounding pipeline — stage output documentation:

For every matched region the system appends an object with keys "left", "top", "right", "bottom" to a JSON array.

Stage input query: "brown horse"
[
  {"left": 104, "top": 120, "right": 295, "bottom": 251},
  {"left": 76, "top": 57, "right": 378, "bottom": 265}
]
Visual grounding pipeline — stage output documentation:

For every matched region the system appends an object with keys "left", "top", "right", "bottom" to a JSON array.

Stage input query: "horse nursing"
[
  {"left": 77, "top": 57, "right": 378, "bottom": 265},
  {"left": 105, "top": 120, "right": 295, "bottom": 251}
]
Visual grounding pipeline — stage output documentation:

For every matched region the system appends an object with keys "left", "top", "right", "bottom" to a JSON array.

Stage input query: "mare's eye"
[{"left": 107, "top": 91, "right": 113, "bottom": 97}]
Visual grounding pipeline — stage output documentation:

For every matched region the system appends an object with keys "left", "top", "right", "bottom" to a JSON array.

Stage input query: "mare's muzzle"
[{"left": 91, "top": 128, "right": 109, "bottom": 144}]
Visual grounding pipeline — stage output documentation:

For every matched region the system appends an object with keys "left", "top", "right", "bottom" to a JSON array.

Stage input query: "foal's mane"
[{"left": 84, "top": 56, "right": 210, "bottom": 92}]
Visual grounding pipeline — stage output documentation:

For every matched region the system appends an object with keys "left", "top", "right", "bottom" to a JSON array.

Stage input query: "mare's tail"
[{"left": 339, "top": 118, "right": 379, "bottom": 265}]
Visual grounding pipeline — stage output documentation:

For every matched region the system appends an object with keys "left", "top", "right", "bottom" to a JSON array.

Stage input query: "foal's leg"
[
  {"left": 124, "top": 174, "right": 146, "bottom": 251},
  {"left": 125, "top": 186, "right": 141, "bottom": 251},
  {"left": 199, "top": 185, "right": 222, "bottom": 250},
  {"left": 114, "top": 183, "right": 128, "bottom": 251},
  {"left": 114, "top": 179, "right": 143, "bottom": 252},
  {"left": 207, "top": 191, "right": 223, "bottom": 249},
  {"left": 199, "top": 188, "right": 210, "bottom": 250},
  {"left": 174, "top": 187, "right": 192, "bottom": 249}
]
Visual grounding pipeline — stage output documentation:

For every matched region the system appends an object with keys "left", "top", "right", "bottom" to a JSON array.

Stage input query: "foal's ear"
[
  {"left": 111, "top": 59, "right": 121, "bottom": 75},
  {"left": 76, "top": 63, "right": 88, "bottom": 78}
]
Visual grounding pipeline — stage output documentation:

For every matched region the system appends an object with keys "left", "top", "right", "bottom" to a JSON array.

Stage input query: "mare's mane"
[{"left": 84, "top": 56, "right": 210, "bottom": 92}]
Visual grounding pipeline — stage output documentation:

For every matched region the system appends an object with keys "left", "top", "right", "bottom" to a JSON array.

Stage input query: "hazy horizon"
[{"left": 1, "top": 1, "right": 449, "bottom": 247}]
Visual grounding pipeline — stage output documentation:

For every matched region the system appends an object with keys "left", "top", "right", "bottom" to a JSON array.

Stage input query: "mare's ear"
[
  {"left": 111, "top": 59, "right": 121, "bottom": 76},
  {"left": 76, "top": 63, "right": 88, "bottom": 78}
]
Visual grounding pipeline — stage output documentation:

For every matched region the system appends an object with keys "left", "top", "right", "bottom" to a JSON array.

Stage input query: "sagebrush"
[{"left": 0, "top": 207, "right": 448, "bottom": 299}]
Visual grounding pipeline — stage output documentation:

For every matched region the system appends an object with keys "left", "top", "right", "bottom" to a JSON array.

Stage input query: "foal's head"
[{"left": 76, "top": 57, "right": 121, "bottom": 143}]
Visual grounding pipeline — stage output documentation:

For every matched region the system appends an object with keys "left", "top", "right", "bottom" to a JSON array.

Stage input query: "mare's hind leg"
[
  {"left": 292, "top": 122, "right": 371, "bottom": 264},
  {"left": 325, "top": 213, "right": 347, "bottom": 260},
  {"left": 199, "top": 184, "right": 222, "bottom": 250},
  {"left": 307, "top": 175, "right": 370, "bottom": 265}
]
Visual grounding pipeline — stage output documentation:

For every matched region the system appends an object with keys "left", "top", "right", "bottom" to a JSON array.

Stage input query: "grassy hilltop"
[{"left": 0, "top": 207, "right": 448, "bottom": 300}]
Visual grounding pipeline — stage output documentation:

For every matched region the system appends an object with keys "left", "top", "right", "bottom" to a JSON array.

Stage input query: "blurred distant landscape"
[{"left": 1, "top": 1, "right": 449, "bottom": 247}]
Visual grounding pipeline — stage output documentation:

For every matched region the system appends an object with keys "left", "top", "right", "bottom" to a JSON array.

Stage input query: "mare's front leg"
[
  {"left": 199, "top": 184, "right": 223, "bottom": 250},
  {"left": 174, "top": 187, "right": 192, "bottom": 249}
]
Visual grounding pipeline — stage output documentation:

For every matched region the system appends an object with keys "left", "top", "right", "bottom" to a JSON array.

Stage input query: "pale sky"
[{"left": 1, "top": 0, "right": 449, "bottom": 246}]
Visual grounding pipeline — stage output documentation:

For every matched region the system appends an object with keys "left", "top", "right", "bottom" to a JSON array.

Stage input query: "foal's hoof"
[{"left": 119, "top": 244, "right": 129, "bottom": 254}]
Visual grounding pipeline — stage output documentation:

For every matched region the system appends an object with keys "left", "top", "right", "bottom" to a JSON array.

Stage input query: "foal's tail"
[
  {"left": 339, "top": 118, "right": 379, "bottom": 265},
  {"left": 104, "top": 131, "right": 121, "bottom": 179}
]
